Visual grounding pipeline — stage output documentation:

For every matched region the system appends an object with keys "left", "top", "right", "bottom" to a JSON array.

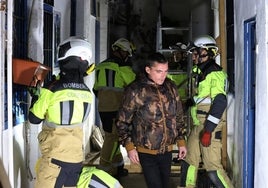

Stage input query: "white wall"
[
  {"left": 54, "top": 0, "right": 71, "bottom": 42},
  {"left": 99, "top": 0, "right": 109, "bottom": 61},
  {"left": 254, "top": 2, "right": 268, "bottom": 187},
  {"left": 233, "top": 0, "right": 268, "bottom": 187},
  {"left": 28, "top": 0, "right": 44, "bottom": 63}
]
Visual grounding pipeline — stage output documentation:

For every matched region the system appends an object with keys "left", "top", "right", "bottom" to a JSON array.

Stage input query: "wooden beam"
[
  {"left": 217, "top": 0, "right": 227, "bottom": 71},
  {"left": 218, "top": 0, "right": 228, "bottom": 170}
]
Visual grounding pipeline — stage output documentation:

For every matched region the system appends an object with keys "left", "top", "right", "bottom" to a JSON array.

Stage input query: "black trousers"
[{"left": 139, "top": 152, "right": 172, "bottom": 188}]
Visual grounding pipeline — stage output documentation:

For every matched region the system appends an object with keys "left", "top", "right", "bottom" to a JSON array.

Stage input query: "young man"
[
  {"left": 116, "top": 52, "right": 187, "bottom": 188},
  {"left": 94, "top": 38, "right": 136, "bottom": 178},
  {"left": 180, "top": 35, "right": 233, "bottom": 188},
  {"left": 28, "top": 37, "right": 94, "bottom": 188}
]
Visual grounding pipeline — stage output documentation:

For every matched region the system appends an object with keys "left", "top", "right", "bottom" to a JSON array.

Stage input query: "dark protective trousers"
[{"left": 99, "top": 112, "right": 124, "bottom": 176}]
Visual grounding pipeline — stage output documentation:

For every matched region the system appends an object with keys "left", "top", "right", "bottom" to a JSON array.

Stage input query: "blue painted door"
[{"left": 243, "top": 18, "right": 256, "bottom": 188}]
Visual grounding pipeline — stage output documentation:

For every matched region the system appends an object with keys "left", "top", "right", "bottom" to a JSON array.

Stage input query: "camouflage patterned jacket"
[{"left": 116, "top": 74, "right": 186, "bottom": 155}]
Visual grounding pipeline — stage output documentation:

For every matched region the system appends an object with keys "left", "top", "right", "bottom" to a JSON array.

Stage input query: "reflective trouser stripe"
[
  {"left": 89, "top": 179, "right": 122, "bottom": 188},
  {"left": 110, "top": 141, "right": 120, "bottom": 161},
  {"left": 77, "top": 167, "right": 123, "bottom": 188},
  {"left": 207, "top": 170, "right": 234, "bottom": 188},
  {"left": 217, "top": 170, "right": 229, "bottom": 188},
  {"left": 186, "top": 165, "right": 197, "bottom": 186},
  {"left": 89, "top": 179, "right": 107, "bottom": 188},
  {"left": 216, "top": 170, "right": 233, "bottom": 188}
]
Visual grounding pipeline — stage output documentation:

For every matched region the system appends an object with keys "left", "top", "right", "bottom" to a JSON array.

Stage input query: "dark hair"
[
  {"left": 145, "top": 52, "right": 168, "bottom": 68},
  {"left": 134, "top": 52, "right": 168, "bottom": 77}
]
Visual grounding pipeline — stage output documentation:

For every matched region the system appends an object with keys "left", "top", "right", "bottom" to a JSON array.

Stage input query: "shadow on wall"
[
  {"left": 14, "top": 125, "right": 30, "bottom": 188},
  {"left": 0, "top": 157, "right": 11, "bottom": 188}
]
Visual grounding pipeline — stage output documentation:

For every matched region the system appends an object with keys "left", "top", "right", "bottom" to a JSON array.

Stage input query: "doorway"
[{"left": 243, "top": 18, "right": 256, "bottom": 188}]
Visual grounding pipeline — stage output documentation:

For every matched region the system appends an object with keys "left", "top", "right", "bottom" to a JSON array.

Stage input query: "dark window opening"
[
  {"left": 11, "top": 0, "right": 28, "bottom": 127},
  {"left": 226, "top": 0, "right": 234, "bottom": 95},
  {"left": 44, "top": 3, "right": 54, "bottom": 83}
]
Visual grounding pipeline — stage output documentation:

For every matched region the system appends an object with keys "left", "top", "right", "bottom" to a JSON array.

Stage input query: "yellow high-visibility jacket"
[{"left": 94, "top": 59, "right": 135, "bottom": 112}]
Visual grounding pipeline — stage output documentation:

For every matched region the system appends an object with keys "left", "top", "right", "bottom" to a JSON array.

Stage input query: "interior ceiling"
[
  {"left": 160, "top": 0, "right": 210, "bottom": 26},
  {"left": 160, "top": 0, "right": 191, "bottom": 25},
  {"left": 108, "top": 0, "right": 212, "bottom": 55},
  {"left": 109, "top": 0, "right": 210, "bottom": 27}
]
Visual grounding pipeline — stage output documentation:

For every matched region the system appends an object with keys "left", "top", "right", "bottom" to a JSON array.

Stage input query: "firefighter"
[
  {"left": 94, "top": 38, "right": 136, "bottom": 178},
  {"left": 180, "top": 35, "right": 233, "bottom": 188},
  {"left": 28, "top": 36, "right": 94, "bottom": 188}
]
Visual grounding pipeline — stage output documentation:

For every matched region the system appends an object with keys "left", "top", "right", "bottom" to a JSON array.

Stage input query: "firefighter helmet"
[
  {"left": 192, "top": 35, "right": 218, "bottom": 57},
  {"left": 57, "top": 36, "right": 93, "bottom": 74},
  {"left": 112, "top": 38, "right": 134, "bottom": 57}
]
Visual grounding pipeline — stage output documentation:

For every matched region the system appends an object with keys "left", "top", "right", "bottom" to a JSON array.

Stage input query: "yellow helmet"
[{"left": 112, "top": 38, "right": 134, "bottom": 57}]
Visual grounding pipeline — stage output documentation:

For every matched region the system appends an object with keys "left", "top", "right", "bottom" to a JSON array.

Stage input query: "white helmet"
[
  {"left": 57, "top": 36, "right": 94, "bottom": 74},
  {"left": 192, "top": 35, "right": 218, "bottom": 56},
  {"left": 112, "top": 38, "right": 134, "bottom": 57},
  {"left": 58, "top": 36, "right": 92, "bottom": 63}
]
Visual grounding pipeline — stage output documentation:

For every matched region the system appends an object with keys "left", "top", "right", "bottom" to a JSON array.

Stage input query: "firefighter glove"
[
  {"left": 27, "top": 80, "right": 41, "bottom": 97},
  {"left": 28, "top": 81, "right": 41, "bottom": 108},
  {"left": 27, "top": 86, "right": 39, "bottom": 97},
  {"left": 200, "top": 130, "right": 212, "bottom": 147}
]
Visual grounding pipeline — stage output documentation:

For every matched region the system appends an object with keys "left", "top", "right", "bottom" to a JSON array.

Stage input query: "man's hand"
[
  {"left": 200, "top": 130, "right": 212, "bottom": 147},
  {"left": 178, "top": 146, "right": 187, "bottom": 159},
  {"left": 127, "top": 149, "right": 139, "bottom": 164}
]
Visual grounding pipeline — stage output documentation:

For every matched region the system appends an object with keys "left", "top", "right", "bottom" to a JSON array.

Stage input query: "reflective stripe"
[
  {"left": 89, "top": 179, "right": 107, "bottom": 188},
  {"left": 224, "top": 78, "right": 229, "bottom": 93},
  {"left": 77, "top": 166, "right": 122, "bottom": 188},
  {"left": 109, "top": 142, "right": 120, "bottom": 161},
  {"left": 114, "top": 181, "right": 122, "bottom": 188},
  {"left": 186, "top": 165, "right": 197, "bottom": 186},
  {"left": 207, "top": 114, "right": 220, "bottom": 124},
  {"left": 195, "top": 97, "right": 211, "bottom": 104},
  {"left": 45, "top": 121, "right": 83, "bottom": 128},
  {"left": 208, "top": 170, "right": 232, "bottom": 188},
  {"left": 83, "top": 102, "right": 90, "bottom": 122},
  {"left": 217, "top": 170, "right": 231, "bottom": 188},
  {"left": 61, "top": 101, "right": 73, "bottom": 124}
]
